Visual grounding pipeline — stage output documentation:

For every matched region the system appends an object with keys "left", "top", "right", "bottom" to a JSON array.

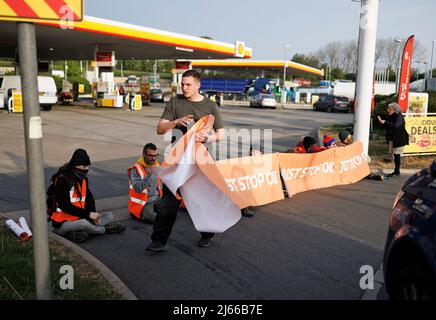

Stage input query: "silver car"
[{"left": 249, "top": 93, "right": 277, "bottom": 109}]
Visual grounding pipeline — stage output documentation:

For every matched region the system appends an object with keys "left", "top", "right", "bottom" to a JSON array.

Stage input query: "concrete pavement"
[{"left": 0, "top": 103, "right": 410, "bottom": 299}]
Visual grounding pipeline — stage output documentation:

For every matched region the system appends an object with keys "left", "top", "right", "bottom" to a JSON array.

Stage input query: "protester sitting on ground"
[
  {"left": 48, "top": 148, "right": 125, "bottom": 243},
  {"left": 287, "top": 136, "right": 326, "bottom": 153},
  {"left": 323, "top": 135, "right": 337, "bottom": 148},
  {"left": 338, "top": 130, "right": 353, "bottom": 146},
  {"left": 128, "top": 143, "right": 163, "bottom": 224}
]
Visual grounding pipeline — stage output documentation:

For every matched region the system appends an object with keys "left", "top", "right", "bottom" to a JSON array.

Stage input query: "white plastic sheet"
[
  {"left": 5, "top": 219, "right": 29, "bottom": 241},
  {"left": 18, "top": 217, "right": 32, "bottom": 238}
]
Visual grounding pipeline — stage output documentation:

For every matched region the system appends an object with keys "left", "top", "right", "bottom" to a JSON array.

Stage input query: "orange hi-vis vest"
[
  {"left": 128, "top": 162, "right": 163, "bottom": 219},
  {"left": 51, "top": 179, "right": 87, "bottom": 222}
]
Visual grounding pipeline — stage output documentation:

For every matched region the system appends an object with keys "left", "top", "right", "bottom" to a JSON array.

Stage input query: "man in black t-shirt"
[{"left": 146, "top": 70, "right": 225, "bottom": 253}]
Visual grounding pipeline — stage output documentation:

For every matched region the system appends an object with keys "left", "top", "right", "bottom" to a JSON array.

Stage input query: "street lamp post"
[
  {"left": 282, "top": 44, "right": 290, "bottom": 103},
  {"left": 430, "top": 40, "right": 435, "bottom": 79},
  {"left": 415, "top": 60, "right": 428, "bottom": 81}
]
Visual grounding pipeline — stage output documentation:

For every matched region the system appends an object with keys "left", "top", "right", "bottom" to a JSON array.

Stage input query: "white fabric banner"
[{"left": 157, "top": 117, "right": 241, "bottom": 233}]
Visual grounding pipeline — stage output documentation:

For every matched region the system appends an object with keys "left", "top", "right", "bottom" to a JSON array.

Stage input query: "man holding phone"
[{"left": 147, "top": 70, "right": 225, "bottom": 252}]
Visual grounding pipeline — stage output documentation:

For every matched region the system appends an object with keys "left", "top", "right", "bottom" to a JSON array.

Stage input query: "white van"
[{"left": 0, "top": 75, "right": 57, "bottom": 111}]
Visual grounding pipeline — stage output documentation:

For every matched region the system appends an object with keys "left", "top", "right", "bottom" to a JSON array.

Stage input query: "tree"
[
  {"left": 291, "top": 53, "right": 320, "bottom": 68},
  {"left": 340, "top": 40, "right": 358, "bottom": 74}
]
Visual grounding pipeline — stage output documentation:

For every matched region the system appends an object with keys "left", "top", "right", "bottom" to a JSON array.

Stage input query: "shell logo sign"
[
  {"left": 0, "top": 0, "right": 83, "bottom": 22},
  {"left": 234, "top": 41, "right": 245, "bottom": 58}
]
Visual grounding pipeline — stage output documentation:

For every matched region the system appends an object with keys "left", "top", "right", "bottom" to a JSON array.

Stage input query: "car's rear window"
[{"left": 337, "top": 97, "right": 349, "bottom": 102}]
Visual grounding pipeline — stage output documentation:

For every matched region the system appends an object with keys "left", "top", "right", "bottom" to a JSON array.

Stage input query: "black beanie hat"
[
  {"left": 339, "top": 130, "right": 351, "bottom": 143},
  {"left": 303, "top": 136, "right": 317, "bottom": 151},
  {"left": 69, "top": 149, "right": 91, "bottom": 166}
]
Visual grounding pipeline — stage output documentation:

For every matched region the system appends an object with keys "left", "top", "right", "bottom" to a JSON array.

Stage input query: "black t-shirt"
[{"left": 161, "top": 95, "right": 223, "bottom": 134}]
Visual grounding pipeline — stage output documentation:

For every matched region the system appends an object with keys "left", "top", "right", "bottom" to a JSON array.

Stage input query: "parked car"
[
  {"left": 249, "top": 93, "right": 277, "bottom": 109},
  {"left": 58, "top": 91, "right": 73, "bottom": 105},
  {"left": 150, "top": 88, "right": 164, "bottom": 102},
  {"left": 0, "top": 75, "right": 57, "bottom": 111},
  {"left": 313, "top": 94, "right": 350, "bottom": 113},
  {"left": 383, "top": 160, "right": 436, "bottom": 300}
]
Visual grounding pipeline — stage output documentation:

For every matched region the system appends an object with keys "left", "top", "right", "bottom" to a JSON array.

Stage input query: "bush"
[{"left": 425, "top": 90, "right": 436, "bottom": 113}]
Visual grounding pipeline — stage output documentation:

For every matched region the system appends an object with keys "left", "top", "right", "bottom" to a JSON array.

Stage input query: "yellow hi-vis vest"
[
  {"left": 51, "top": 179, "right": 86, "bottom": 222},
  {"left": 128, "top": 162, "right": 163, "bottom": 219}
]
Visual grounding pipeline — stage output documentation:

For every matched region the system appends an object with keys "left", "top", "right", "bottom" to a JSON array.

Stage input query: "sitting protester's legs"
[
  {"left": 54, "top": 219, "right": 105, "bottom": 236},
  {"left": 98, "top": 211, "right": 113, "bottom": 226}
]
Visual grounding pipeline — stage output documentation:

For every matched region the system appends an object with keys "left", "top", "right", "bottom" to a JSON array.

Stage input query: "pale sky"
[{"left": 86, "top": 0, "right": 435, "bottom": 62}]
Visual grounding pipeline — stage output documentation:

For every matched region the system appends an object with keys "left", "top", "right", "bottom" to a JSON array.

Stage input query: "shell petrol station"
[
  {"left": 0, "top": 0, "right": 326, "bottom": 111},
  {"left": 0, "top": 0, "right": 253, "bottom": 110}
]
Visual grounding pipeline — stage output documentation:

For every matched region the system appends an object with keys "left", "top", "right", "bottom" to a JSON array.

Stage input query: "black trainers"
[
  {"left": 146, "top": 241, "right": 167, "bottom": 252},
  {"left": 104, "top": 222, "right": 126, "bottom": 234},
  {"left": 65, "top": 230, "right": 89, "bottom": 243},
  {"left": 241, "top": 208, "right": 254, "bottom": 217},
  {"left": 385, "top": 172, "right": 400, "bottom": 179},
  {"left": 198, "top": 236, "right": 214, "bottom": 248}
]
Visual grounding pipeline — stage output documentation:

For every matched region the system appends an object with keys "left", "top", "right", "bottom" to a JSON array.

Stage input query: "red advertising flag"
[{"left": 398, "top": 35, "right": 414, "bottom": 112}]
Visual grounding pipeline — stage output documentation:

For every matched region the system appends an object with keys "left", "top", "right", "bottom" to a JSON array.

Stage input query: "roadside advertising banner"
[
  {"left": 398, "top": 35, "right": 414, "bottom": 112},
  {"left": 406, "top": 92, "right": 429, "bottom": 116},
  {"left": 404, "top": 116, "right": 436, "bottom": 154}
]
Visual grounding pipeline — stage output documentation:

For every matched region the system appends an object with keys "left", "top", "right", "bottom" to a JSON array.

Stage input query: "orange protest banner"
[
  {"left": 278, "top": 141, "right": 370, "bottom": 196},
  {"left": 210, "top": 153, "right": 284, "bottom": 208},
  {"left": 160, "top": 116, "right": 370, "bottom": 214}
]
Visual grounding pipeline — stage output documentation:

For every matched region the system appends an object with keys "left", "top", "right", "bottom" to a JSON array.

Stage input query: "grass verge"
[{"left": 0, "top": 217, "right": 123, "bottom": 300}]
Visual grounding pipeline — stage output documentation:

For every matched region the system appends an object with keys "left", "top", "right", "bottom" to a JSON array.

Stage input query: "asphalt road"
[{"left": 0, "top": 103, "right": 407, "bottom": 299}]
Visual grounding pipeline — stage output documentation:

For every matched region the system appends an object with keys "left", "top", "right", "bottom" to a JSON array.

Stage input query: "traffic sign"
[{"left": 0, "top": 0, "right": 83, "bottom": 22}]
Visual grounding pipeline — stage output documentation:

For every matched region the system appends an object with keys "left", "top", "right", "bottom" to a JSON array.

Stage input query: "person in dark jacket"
[
  {"left": 378, "top": 102, "right": 409, "bottom": 178},
  {"left": 50, "top": 149, "right": 125, "bottom": 242}
]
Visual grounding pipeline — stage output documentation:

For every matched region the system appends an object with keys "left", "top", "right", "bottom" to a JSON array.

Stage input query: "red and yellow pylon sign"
[{"left": 0, "top": 0, "right": 82, "bottom": 22}]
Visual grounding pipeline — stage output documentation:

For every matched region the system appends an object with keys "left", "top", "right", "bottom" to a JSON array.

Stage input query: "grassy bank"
[{"left": 0, "top": 217, "right": 123, "bottom": 300}]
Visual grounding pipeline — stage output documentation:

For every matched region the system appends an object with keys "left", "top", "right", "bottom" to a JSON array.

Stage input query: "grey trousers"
[{"left": 54, "top": 211, "right": 113, "bottom": 236}]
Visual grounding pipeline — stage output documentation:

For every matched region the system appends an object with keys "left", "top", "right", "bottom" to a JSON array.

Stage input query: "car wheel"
[
  {"left": 42, "top": 105, "right": 52, "bottom": 111},
  {"left": 390, "top": 264, "right": 436, "bottom": 300}
]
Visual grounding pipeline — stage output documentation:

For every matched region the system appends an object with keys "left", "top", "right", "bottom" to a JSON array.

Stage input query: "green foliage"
[
  {"left": 426, "top": 90, "right": 436, "bottom": 113},
  {"left": 0, "top": 219, "right": 122, "bottom": 300},
  {"left": 291, "top": 53, "right": 320, "bottom": 68}
]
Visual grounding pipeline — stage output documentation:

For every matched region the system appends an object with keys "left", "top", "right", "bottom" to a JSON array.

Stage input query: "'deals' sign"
[{"left": 404, "top": 117, "right": 436, "bottom": 154}]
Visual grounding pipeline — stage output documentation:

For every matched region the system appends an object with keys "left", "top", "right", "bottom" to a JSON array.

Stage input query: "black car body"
[
  {"left": 383, "top": 160, "right": 436, "bottom": 300},
  {"left": 313, "top": 95, "right": 350, "bottom": 113}
]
